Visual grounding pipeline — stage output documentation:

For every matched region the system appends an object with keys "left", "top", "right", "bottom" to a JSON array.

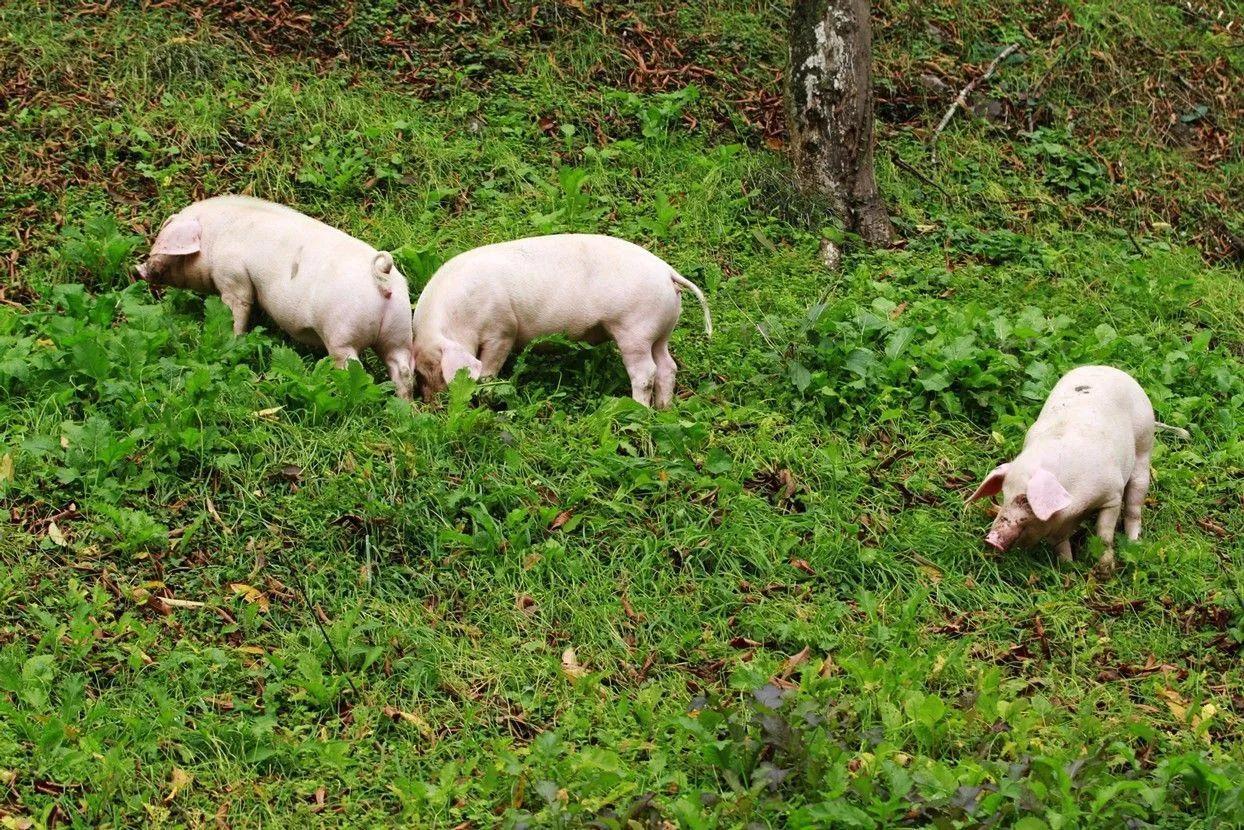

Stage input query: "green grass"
[{"left": 1, "top": 1, "right": 1242, "bottom": 827}]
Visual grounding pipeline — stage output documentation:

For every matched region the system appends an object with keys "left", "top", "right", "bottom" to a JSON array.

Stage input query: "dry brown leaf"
[
  {"left": 561, "top": 647, "right": 588, "bottom": 681},
  {"left": 0, "top": 453, "right": 13, "bottom": 484},
  {"left": 549, "top": 510, "right": 573, "bottom": 530},
  {"left": 164, "top": 767, "right": 192, "bottom": 803},
  {"left": 515, "top": 594, "right": 537, "bottom": 615},
  {"left": 206, "top": 498, "right": 230, "bottom": 534},
  {"left": 46, "top": 521, "right": 68, "bottom": 548},
  {"left": 1160, "top": 687, "right": 1189, "bottom": 721},
  {"left": 790, "top": 558, "right": 816, "bottom": 575},
  {"left": 778, "top": 646, "right": 811, "bottom": 679},
  {"left": 229, "top": 583, "right": 269, "bottom": 612},
  {"left": 382, "top": 706, "right": 436, "bottom": 739}
]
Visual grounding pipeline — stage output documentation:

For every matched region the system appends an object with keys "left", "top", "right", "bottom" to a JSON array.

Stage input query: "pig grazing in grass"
[
  {"left": 967, "top": 365, "right": 1173, "bottom": 574},
  {"left": 137, "top": 195, "right": 415, "bottom": 399},
  {"left": 411, "top": 233, "right": 712, "bottom": 408}
]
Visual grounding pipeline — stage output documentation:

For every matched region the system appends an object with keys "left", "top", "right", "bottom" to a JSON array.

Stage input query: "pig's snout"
[{"left": 985, "top": 519, "right": 1023, "bottom": 552}]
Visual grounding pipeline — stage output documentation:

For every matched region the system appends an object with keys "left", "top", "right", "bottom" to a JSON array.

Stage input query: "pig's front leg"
[
  {"left": 1053, "top": 538, "right": 1073, "bottom": 563},
  {"left": 220, "top": 285, "right": 256, "bottom": 337},
  {"left": 1094, "top": 502, "right": 1122, "bottom": 573},
  {"left": 329, "top": 346, "right": 360, "bottom": 369}
]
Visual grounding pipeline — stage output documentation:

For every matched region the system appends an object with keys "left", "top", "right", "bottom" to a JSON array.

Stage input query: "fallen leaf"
[
  {"left": 1160, "top": 687, "right": 1188, "bottom": 721},
  {"left": 279, "top": 465, "right": 303, "bottom": 483},
  {"left": 165, "top": 767, "right": 192, "bottom": 803},
  {"left": 0, "top": 453, "right": 13, "bottom": 484},
  {"left": 818, "top": 656, "right": 837, "bottom": 677},
  {"left": 778, "top": 646, "right": 811, "bottom": 679},
  {"left": 382, "top": 706, "right": 436, "bottom": 739},
  {"left": 131, "top": 588, "right": 172, "bottom": 617},
  {"left": 1197, "top": 518, "right": 1227, "bottom": 538},
  {"left": 230, "top": 583, "right": 269, "bottom": 612},
  {"left": 790, "top": 558, "right": 816, "bottom": 575},
  {"left": 515, "top": 594, "right": 537, "bottom": 615},
  {"left": 549, "top": 509, "right": 573, "bottom": 530},
  {"left": 917, "top": 561, "right": 943, "bottom": 584},
  {"left": 561, "top": 647, "right": 588, "bottom": 681},
  {"left": 206, "top": 498, "right": 230, "bottom": 534},
  {"left": 778, "top": 469, "right": 797, "bottom": 501},
  {"left": 310, "top": 787, "right": 326, "bottom": 814},
  {"left": 251, "top": 406, "right": 284, "bottom": 420},
  {"left": 46, "top": 521, "right": 68, "bottom": 547},
  {"left": 729, "top": 636, "right": 762, "bottom": 649},
  {"left": 621, "top": 593, "right": 645, "bottom": 622}
]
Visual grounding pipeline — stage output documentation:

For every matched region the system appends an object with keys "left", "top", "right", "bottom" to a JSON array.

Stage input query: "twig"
[
  {"left": 287, "top": 566, "right": 360, "bottom": 697},
  {"left": 930, "top": 43, "right": 1020, "bottom": 163},
  {"left": 889, "top": 152, "right": 950, "bottom": 197}
]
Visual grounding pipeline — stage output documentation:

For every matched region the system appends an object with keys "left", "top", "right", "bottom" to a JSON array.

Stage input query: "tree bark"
[{"left": 787, "top": 0, "right": 893, "bottom": 247}]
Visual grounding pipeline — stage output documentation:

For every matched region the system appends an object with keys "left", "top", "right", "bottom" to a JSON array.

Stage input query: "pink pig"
[
  {"left": 967, "top": 365, "right": 1181, "bottom": 573},
  {"left": 411, "top": 234, "right": 712, "bottom": 407},
  {"left": 136, "top": 196, "right": 415, "bottom": 399}
]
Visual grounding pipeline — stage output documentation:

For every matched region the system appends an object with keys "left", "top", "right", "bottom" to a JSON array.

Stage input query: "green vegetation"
[{"left": 1, "top": 0, "right": 1241, "bottom": 827}]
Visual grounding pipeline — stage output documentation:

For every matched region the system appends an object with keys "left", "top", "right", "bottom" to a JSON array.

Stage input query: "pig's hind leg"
[
  {"left": 1094, "top": 502, "right": 1123, "bottom": 573},
  {"left": 613, "top": 330, "right": 657, "bottom": 407},
  {"left": 652, "top": 337, "right": 677, "bottom": 409},
  {"left": 1123, "top": 454, "right": 1151, "bottom": 541},
  {"left": 382, "top": 347, "right": 415, "bottom": 401}
]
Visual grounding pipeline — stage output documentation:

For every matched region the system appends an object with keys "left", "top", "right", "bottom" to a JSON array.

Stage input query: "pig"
[
  {"left": 136, "top": 195, "right": 415, "bottom": 399},
  {"left": 411, "top": 233, "right": 712, "bottom": 408},
  {"left": 967, "top": 365, "right": 1166, "bottom": 573}
]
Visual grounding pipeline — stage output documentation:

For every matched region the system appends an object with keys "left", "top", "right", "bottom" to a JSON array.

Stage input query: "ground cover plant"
[{"left": 1, "top": 0, "right": 1242, "bottom": 827}]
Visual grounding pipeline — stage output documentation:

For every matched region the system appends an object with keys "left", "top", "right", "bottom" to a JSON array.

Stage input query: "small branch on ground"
[
  {"left": 930, "top": 43, "right": 1020, "bottom": 163},
  {"left": 889, "top": 152, "right": 950, "bottom": 197}
]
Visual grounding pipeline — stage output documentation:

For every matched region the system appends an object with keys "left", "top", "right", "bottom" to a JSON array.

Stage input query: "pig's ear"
[
  {"left": 1027, "top": 468, "right": 1072, "bottom": 521},
  {"left": 150, "top": 216, "right": 202, "bottom": 256},
  {"left": 967, "top": 463, "right": 1010, "bottom": 503},
  {"left": 441, "top": 341, "right": 482, "bottom": 385}
]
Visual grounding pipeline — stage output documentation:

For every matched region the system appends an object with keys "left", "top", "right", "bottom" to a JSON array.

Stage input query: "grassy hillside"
[{"left": 1, "top": 0, "right": 1242, "bottom": 827}]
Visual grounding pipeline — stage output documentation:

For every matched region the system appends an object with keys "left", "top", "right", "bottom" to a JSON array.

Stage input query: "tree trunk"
[{"left": 787, "top": 0, "right": 893, "bottom": 247}]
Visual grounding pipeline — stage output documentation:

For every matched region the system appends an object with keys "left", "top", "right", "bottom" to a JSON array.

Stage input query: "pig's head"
[
  {"left": 967, "top": 462, "right": 1073, "bottom": 552},
  {"left": 136, "top": 215, "right": 203, "bottom": 289},
  {"left": 413, "top": 339, "right": 481, "bottom": 402}
]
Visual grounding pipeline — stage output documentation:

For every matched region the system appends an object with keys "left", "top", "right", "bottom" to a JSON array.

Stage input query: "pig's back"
[
  {"left": 1032, "top": 365, "right": 1154, "bottom": 456},
  {"left": 189, "top": 196, "right": 375, "bottom": 265},
  {"left": 189, "top": 197, "right": 382, "bottom": 319},
  {"left": 424, "top": 234, "right": 675, "bottom": 338}
]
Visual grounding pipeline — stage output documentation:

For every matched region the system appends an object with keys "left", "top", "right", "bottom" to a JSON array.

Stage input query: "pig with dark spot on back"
[
  {"left": 967, "top": 365, "right": 1164, "bottom": 573},
  {"left": 136, "top": 195, "right": 415, "bottom": 399}
]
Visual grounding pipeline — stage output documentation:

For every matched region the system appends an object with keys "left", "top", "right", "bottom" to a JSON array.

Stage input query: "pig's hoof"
[{"left": 1091, "top": 557, "right": 1118, "bottom": 579}]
